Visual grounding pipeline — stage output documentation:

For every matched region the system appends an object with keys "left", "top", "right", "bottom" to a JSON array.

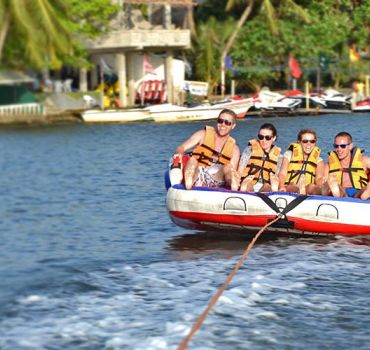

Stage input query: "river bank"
[
  {"left": 0, "top": 113, "right": 82, "bottom": 126},
  {"left": 0, "top": 88, "right": 363, "bottom": 126}
]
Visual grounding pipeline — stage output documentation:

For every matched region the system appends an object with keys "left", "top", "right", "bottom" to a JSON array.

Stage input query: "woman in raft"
[
  {"left": 278, "top": 128, "right": 324, "bottom": 195},
  {"left": 232, "top": 123, "right": 281, "bottom": 192}
]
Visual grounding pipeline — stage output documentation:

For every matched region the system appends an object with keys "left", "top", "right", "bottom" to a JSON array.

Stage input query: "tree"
[
  {"left": 191, "top": 16, "right": 236, "bottom": 94},
  {"left": 220, "top": 0, "right": 309, "bottom": 95},
  {"left": 0, "top": 0, "right": 118, "bottom": 69}
]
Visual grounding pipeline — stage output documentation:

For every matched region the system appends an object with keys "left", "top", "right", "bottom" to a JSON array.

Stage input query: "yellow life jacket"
[
  {"left": 284, "top": 143, "right": 321, "bottom": 185},
  {"left": 192, "top": 126, "right": 235, "bottom": 166},
  {"left": 328, "top": 146, "right": 368, "bottom": 189},
  {"left": 241, "top": 139, "right": 281, "bottom": 184}
]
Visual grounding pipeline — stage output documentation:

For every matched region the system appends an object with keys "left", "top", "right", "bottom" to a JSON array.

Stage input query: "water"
[{"left": 1, "top": 113, "right": 370, "bottom": 350}]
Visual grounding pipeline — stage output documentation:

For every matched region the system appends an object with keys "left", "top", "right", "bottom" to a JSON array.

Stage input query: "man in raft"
[
  {"left": 232, "top": 123, "right": 281, "bottom": 192},
  {"left": 322, "top": 131, "right": 370, "bottom": 200},
  {"left": 277, "top": 129, "right": 325, "bottom": 195},
  {"left": 173, "top": 109, "right": 240, "bottom": 190}
]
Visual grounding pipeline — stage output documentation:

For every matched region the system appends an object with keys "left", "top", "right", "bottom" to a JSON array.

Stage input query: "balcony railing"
[{"left": 0, "top": 103, "right": 44, "bottom": 116}]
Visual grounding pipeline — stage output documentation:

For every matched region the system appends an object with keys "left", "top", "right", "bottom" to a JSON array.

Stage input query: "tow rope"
[{"left": 176, "top": 214, "right": 284, "bottom": 350}]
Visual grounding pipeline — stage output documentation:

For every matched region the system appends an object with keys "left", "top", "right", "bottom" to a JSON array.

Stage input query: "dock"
[{"left": 245, "top": 108, "right": 354, "bottom": 118}]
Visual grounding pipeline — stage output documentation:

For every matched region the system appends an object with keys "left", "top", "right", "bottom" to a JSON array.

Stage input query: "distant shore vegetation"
[
  {"left": 0, "top": 0, "right": 368, "bottom": 93},
  {"left": 191, "top": 0, "right": 370, "bottom": 92}
]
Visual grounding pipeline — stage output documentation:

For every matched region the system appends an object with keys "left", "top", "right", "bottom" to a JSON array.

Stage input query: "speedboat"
[
  {"left": 316, "top": 89, "right": 351, "bottom": 110},
  {"left": 252, "top": 88, "right": 301, "bottom": 111},
  {"left": 284, "top": 90, "right": 327, "bottom": 109},
  {"left": 352, "top": 97, "right": 370, "bottom": 113}
]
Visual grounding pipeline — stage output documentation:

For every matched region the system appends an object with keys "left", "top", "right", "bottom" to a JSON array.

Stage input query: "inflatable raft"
[{"left": 165, "top": 157, "right": 370, "bottom": 236}]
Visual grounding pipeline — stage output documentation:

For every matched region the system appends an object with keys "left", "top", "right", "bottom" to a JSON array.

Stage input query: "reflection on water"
[{"left": 166, "top": 230, "right": 338, "bottom": 260}]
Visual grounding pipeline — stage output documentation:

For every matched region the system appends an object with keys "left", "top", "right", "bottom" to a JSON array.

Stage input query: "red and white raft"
[{"left": 166, "top": 185, "right": 370, "bottom": 236}]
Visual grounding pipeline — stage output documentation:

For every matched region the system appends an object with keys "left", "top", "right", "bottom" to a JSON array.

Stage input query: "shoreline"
[
  {"left": 0, "top": 107, "right": 366, "bottom": 126},
  {"left": 0, "top": 112, "right": 82, "bottom": 126}
]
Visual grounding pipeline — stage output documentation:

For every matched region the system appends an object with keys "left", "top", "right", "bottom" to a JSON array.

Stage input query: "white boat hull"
[
  {"left": 81, "top": 109, "right": 150, "bottom": 123},
  {"left": 81, "top": 102, "right": 251, "bottom": 123},
  {"left": 166, "top": 186, "right": 370, "bottom": 236}
]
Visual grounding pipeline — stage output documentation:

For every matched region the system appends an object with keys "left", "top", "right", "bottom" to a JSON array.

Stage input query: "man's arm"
[
  {"left": 175, "top": 129, "right": 205, "bottom": 155},
  {"left": 230, "top": 144, "right": 240, "bottom": 170},
  {"left": 277, "top": 157, "right": 289, "bottom": 191},
  {"left": 315, "top": 160, "right": 325, "bottom": 186},
  {"left": 362, "top": 155, "right": 370, "bottom": 172},
  {"left": 223, "top": 144, "right": 240, "bottom": 173},
  {"left": 323, "top": 162, "right": 329, "bottom": 182}
]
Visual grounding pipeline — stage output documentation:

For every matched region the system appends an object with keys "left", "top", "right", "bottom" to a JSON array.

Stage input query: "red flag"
[
  {"left": 289, "top": 54, "right": 302, "bottom": 79},
  {"left": 143, "top": 54, "right": 156, "bottom": 75}
]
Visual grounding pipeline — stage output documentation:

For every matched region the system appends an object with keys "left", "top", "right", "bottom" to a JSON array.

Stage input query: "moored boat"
[
  {"left": 352, "top": 97, "right": 370, "bottom": 113},
  {"left": 147, "top": 102, "right": 250, "bottom": 122},
  {"left": 81, "top": 108, "right": 151, "bottom": 123},
  {"left": 81, "top": 101, "right": 251, "bottom": 124}
]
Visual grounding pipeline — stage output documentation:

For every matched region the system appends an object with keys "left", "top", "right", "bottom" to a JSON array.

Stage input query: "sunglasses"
[
  {"left": 217, "top": 118, "right": 233, "bottom": 126},
  {"left": 257, "top": 134, "right": 273, "bottom": 141},
  {"left": 301, "top": 139, "right": 316, "bottom": 144},
  {"left": 333, "top": 143, "right": 350, "bottom": 149}
]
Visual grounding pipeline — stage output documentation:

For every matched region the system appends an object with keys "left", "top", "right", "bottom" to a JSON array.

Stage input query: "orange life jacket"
[
  {"left": 328, "top": 146, "right": 368, "bottom": 189},
  {"left": 192, "top": 126, "right": 235, "bottom": 166},
  {"left": 241, "top": 139, "right": 281, "bottom": 184},
  {"left": 284, "top": 143, "right": 321, "bottom": 185}
]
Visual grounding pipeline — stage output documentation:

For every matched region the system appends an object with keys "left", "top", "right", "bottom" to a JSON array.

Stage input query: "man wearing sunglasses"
[
  {"left": 173, "top": 109, "right": 240, "bottom": 190},
  {"left": 278, "top": 129, "right": 324, "bottom": 195},
  {"left": 233, "top": 123, "right": 281, "bottom": 192},
  {"left": 322, "top": 131, "right": 370, "bottom": 199}
]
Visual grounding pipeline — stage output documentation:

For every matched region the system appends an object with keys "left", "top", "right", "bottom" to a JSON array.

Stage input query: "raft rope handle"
[
  {"left": 256, "top": 192, "right": 308, "bottom": 218},
  {"left": 176, "top": 214, "right": 284, "bottom": 350}
]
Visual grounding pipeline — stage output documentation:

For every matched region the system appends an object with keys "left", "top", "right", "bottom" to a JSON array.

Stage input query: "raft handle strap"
[{"left": 256, "top": 192, "right": 308, "bottom": 217}]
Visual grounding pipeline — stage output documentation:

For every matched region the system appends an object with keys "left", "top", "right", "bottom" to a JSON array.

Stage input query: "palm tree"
[
  {"left": 221, "top": 0, "right": 309, "bottom": 96},
  {"left": 0, "top": 0, "right": 72, "bottom": 68},
  {"left": 193, "top": 17, "right": 236, "bottom": 95}
]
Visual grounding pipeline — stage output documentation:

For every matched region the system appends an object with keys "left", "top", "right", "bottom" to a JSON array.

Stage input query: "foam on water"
[
  {"left": 2, "top": 240, "right": 370, "bottom": 349},
  {"left": 2, "top": 118, "right": 370, "bottom": 349}
]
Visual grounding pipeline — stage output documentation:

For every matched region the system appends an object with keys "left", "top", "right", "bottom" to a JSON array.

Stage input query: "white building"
[{"left": 83, "top": 0, "right": 193, "bottom": 107}]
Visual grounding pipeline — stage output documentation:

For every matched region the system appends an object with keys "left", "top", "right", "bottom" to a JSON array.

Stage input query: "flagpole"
[
  {"left": 100, "top": 61, "right": 105, "bottom": 110},
  {"left": 221, "top": 53, "right": 226, "bottom": 98},
  {"left": 292, "top": 78, "right": 297, "bottom": 90}
]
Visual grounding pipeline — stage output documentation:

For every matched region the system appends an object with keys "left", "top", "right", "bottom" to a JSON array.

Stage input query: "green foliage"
[
  {"left": 191, "top": 16, "right": 236, "bottom": 93},
  {"left": 65, "top": 0, "right": 119, "bottom": 38},
  {"left": 0, "top": 0, "right": 119, "bottom": 69},
  {"left": 196, "top": 0, "right": 370, "bottom": 91}
]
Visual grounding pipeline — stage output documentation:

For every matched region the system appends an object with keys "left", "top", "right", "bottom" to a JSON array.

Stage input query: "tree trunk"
[
  {"left": 221, "top": 0, "right": 254, "bottom": 97},
  {"left": 0, "top": 13, "right": 11, "bottom": 61}
]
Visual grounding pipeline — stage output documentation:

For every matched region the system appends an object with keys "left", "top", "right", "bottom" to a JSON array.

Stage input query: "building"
[{"left": 83, "top": 0, "right": 194, "bottom": 107}]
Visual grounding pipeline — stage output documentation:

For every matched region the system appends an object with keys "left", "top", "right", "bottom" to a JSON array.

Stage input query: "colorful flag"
[
  {"left": 288, "top": 54, "right": 302, "bottom": 79},
  {"left": 143, "top": 54, "right": 156, "bottom": 75},
  {"left": 224, "top": 54, "right": 239, "bottom": 76}
]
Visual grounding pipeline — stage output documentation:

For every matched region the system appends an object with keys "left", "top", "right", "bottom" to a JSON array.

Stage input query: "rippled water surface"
[{"left": 1, "top": 113, "right": 370, "bottom": 350}]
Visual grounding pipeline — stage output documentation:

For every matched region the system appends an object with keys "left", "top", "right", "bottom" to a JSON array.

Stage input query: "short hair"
[
  {"left": 335, "top": 131, "right": 352, "bottom": 142},
  {"left": 297, "top": 128, "right": 317, "bottom": 141},
  {"left": 259, "top": 123, "right": 277, "bottom": 137},
  {"left": 218, "top": 109, "right": 237, "bottom": 123}
]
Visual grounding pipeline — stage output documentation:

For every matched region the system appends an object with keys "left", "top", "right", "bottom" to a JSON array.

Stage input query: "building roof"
[{"left": 0, "top": 70, "right": 35, "bottom": 85}]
